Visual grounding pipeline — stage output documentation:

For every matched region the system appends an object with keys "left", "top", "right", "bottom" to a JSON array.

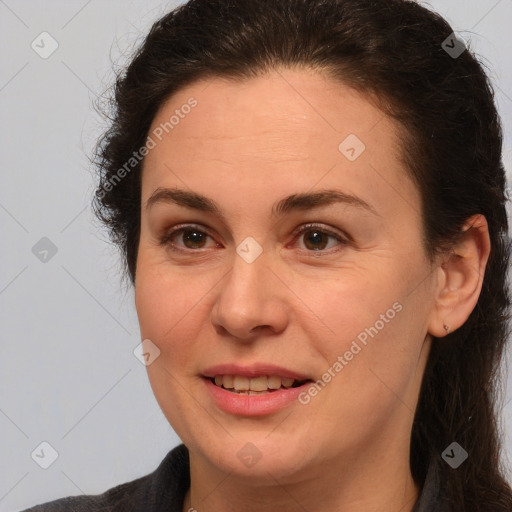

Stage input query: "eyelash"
[{"left": 159, "top": 223, "right": 349, "bottom": 256}]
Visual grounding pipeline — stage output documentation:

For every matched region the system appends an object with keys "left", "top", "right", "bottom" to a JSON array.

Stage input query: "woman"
[{"left": 24, "top": 0, "right": 512, "bottom": 510}]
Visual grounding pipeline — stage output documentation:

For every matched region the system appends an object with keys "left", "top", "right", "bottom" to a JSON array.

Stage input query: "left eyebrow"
[
  {"left": 145, "top": 187, "right": 379, "bottom": 218},
  {"left": 272, "top": 190, "right": 379, "bottom": 217}
]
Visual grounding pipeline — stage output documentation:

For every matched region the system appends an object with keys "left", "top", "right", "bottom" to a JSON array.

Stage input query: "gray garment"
[
  {"left": 411, "top": 454, "right": 451, "bottom": 512},
  {"left": 22, "top": 444, "right": 449, "bottom": 511}
]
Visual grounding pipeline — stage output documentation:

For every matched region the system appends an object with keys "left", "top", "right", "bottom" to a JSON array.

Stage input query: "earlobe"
[{"left": 427, "top": 214, "right": 490, "bottom": 338}]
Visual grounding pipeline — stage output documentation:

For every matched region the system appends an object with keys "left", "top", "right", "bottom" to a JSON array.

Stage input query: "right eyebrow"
[{"left": 146, "top": 187, "right": 226, "bottom": 221}]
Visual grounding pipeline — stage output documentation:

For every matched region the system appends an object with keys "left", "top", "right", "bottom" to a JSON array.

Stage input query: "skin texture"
[{"left": 134, "top": 68, "right": 490, "bottom": 512}]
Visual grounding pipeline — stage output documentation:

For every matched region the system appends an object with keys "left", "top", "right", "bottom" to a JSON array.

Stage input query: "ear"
[{"left": 427, "top": 214, "right": 491, "bottom": 338}]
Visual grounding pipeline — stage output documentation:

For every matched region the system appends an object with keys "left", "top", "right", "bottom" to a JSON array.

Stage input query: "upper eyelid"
[
  {"left": 292, "top": 223, "right": 346, "bottom": 240},
  {"left": 160, "top": 223, "right": 214, "bottom": 244}
]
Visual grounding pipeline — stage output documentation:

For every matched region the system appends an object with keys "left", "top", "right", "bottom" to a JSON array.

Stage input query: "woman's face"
[{"left": 135, "top": 68, "right": 440, "bottom": 481}]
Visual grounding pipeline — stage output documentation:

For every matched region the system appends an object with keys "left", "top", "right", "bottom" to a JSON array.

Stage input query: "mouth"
[
  {"left": 208, "top": 374, "right": 310, "bottom": 395},
  {"left": 201, "top": 364, "right": 314, "bottom": 415}
]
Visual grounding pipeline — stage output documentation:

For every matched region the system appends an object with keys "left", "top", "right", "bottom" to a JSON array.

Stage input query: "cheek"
[
  {"left": 135, "top": 248, "right": 191, "bottom": 337},
  {"left": 308, "top": 309, "right": 420, "bottom": 445},
  {"left": 308, "top": 268, "right": 424, "bottom": 398},
  {"left": 303, "top": 268, "right": 405, "bottom": 355},
  {"left": 134, "top": 263, "right": 210, "bottom": 435},
  {"left": 135, "top": 271, "right": 170, "bottom": 342},
  {"left": 134, "top": 258, "right": 213, "bottom": 371}
]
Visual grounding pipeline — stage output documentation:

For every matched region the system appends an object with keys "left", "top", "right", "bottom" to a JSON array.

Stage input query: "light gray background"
[{"left": 1, "top": 1, "right": 511, "bottom": 511}]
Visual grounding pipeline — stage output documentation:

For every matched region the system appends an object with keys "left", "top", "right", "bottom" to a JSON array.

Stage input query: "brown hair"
[{"left": 93, "top": 0, "right": 512, "bottom": 509}]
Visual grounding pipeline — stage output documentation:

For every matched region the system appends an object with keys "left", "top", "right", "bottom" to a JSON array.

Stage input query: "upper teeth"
[{"left": 214, "top": 375, "right": 296, "bottom": 391}]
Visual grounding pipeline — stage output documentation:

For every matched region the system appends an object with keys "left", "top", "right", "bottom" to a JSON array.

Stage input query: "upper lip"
[{"left": 202, "top": 363, "right": 311, "bottom": 381}]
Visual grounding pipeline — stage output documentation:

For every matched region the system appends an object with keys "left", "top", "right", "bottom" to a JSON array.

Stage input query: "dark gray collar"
[{"left": 411, "top": 457, "right": 450, "bottom": 512}]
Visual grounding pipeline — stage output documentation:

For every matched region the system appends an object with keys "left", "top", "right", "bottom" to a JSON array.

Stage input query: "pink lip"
[
  {"left": 202, "top": 363, "right": 310, "bottom": 380},
  {"left": 203, "top": 378, "right": 311, "bottom": 416}
]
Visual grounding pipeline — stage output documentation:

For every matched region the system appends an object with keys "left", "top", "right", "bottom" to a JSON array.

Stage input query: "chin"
[{"left": 190, "top": 429, "right": 314, "bottom": 481}]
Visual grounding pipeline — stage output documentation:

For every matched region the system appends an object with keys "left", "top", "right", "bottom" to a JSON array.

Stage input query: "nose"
[{"left": 210, "top": 248, "right": 289, "bottom": 342}]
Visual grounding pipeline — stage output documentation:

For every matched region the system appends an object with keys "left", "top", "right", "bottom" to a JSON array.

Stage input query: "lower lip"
[{"left": 203, "top": 378, "right": 310, "bottom": 416}]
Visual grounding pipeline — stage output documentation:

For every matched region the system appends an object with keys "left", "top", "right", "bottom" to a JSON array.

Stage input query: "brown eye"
[
  {"left": 160, "top": 224, "right": 217, "bottom": 252},
  {"left": 302, "top": 230, "right": 329, "bottom": 250},
  {"left": 181, "top": 229, "right": 208, "bottom": 249},
  {"left": 293, "top": 223, "right": 348, "bottom": 254}
]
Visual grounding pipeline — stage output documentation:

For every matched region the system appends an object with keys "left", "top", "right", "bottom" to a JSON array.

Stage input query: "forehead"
[{"left": 141, "top": 68, "right": 420, "bottom": 220}]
